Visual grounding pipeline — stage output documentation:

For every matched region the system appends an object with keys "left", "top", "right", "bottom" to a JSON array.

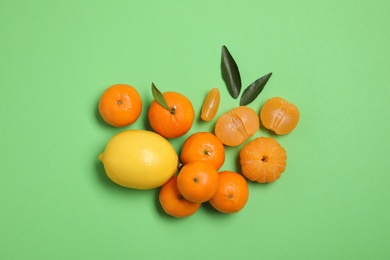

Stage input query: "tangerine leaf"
[
  {"left": 221, "top": 45, "right": 241, "bottom": 99},
  {"left": 151, "top": 83, "right": 170, "bottom": 111},
  {"left": 239, "top": 72, "right": 272, "bottom": 106}
]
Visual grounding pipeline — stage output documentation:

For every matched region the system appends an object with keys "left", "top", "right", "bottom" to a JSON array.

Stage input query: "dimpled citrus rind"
[
  {"left": 99, "top": 130, "right": 178, "bottom": 189},
  {"left": 209, "top": 171, "right": 249, "bottom": 213},
  {"left": 148, "top": 91, "right": 195, "bottom": 139},
  {"left": 98, "top": 84, "right": 142, "bottom": 127}
]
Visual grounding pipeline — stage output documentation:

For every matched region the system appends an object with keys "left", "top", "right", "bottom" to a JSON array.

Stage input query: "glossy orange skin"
[
  {"left": 240, "top": 137, "right": 287, "bottom": 183},
  {"left": 201, "top": 88, "right": 220, "bottom": 121},
  {"left": 209, "top": 171, "right": 249, "bottom": 214},
  {"left": 180, "top": 132, "right": 225, "bottom": 170},
  {"left": 260, "top": 97, "right": 300, "bottom": 135},
  {"left": 98, "top": 84, "right": 142, "bottom": 127},
  {"left": 214, "top": 106, "right": 260, "bottom": 146},
  {"left": 148, "top": 92, "right": 195, "bottom": 139},
  {"left": 177, "top": 161, "right": 219, "bottom": 203},
  {"left": 159, "top": 176, "right": 201, "bottom": 218}
]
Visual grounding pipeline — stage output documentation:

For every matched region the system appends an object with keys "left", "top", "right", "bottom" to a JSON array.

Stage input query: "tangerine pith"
[
  {"left": 239, "top": 137, "right": 287, "bottom": 183},
  {"left": 214, "top": 106, "right": 259, "bottom": 146},
  {"left": 260, "top": 97, "right": 300, "bottom": 135}
]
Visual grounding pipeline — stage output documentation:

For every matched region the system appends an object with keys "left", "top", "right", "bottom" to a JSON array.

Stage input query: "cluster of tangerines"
[
  {"left": 98, "top": 80, "right": 299, "bottom": 218},
  {"left": 98, "top": 46, "right": 299, "bottom": 218}
]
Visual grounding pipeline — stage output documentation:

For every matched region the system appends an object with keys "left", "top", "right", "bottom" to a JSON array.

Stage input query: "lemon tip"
[{"left": 98, "top": 153, "right": 104, "bottom": 162}]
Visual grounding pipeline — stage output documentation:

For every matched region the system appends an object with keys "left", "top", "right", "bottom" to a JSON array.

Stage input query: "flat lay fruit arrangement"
[{"left": 98, "top": 46, "right": 300, "bottom": 218}]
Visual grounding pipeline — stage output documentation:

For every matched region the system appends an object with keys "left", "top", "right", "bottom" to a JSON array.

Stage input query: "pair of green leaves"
[{"left": 221, "top": 45, "right": 272, "bottom": 106}]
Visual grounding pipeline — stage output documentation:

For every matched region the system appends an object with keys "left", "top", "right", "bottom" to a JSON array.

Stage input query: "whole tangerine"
[
  {"left": 159, "top": 176, "right": 201, "bottom": 218},
  {"left": 148, "top": 91, "right": 194, "bottom": 139},
  {"left": 180, "top": 132, "right": 225, "bottom": 170},
  {"left": 177, "top": 161, "right": 219, "bottom": 203},
  {"left": 209, "top": 171, "right": 249, "bottom": 213},
  {"left": 98, "top": 84, "right": 142, "bottom": 127}
]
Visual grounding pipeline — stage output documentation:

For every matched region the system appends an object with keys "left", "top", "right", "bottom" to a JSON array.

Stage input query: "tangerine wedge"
[
  {"left": 201, "top": 88, "right": 220, "bottom": 121},
  {"left": 260, "top": 97, "right": 300, "bottom": 135},
  {"left": 214, "top": 106, "right": 259, "bottom": 146}
]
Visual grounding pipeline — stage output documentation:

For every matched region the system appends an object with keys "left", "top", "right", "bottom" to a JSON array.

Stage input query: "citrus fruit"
[
  {"left": 159, "top": 176, "right": 201, "bottom": 218},
  {"left": 239, "top": 137, "right": 287, "bottom": 183},
  {"left": 177, "top": 161, "right": 219, "bottom": 203},
  {"left": 209, "top": 171, "right": 249, "bottom": 213},
  {"left": 201, "top": 88, "right": 220, "bottom": 121},
  {"left": 98, "top": 84, "right": 142, "bottom": 127},
  {"left": 214, "top": 106, "right": 260, "bottom": 146},
  {"left": 180, "top": 132, "right": 225, "bottom": 170},
  {"left": 260, "top": 97, "right": 300, "bottom": 135},
  {"left": 148, "top": 91, "right": 195, "bottom": 139},
  {"left": 98, "top": 130, "right": 178, "bottom": 189}
]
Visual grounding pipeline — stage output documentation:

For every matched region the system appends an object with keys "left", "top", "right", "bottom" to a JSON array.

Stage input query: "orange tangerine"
[
  {"left": 209, "top": 171, "right": 249, "bottom": 214},
  {"left": 98, "top": 84, "right": 142, "bottom": 127},
  {"left": 148, "top": 91, "right": 195, "bottom": 139},
  {"left": 214, "top": 106, "right": 260, "bottom": 146},
  {"left": 180, "top": 132, "right": 225, "bottom": 170},
  {"left": 260, "top": 97, "right": 300, "bottom": 135},
  {"left": 177, "top": 161, "right": 219, "bottom": 203},
  {"left": 239, "top": 137, "right": 287, "bottom": 183},
  {"left": 159, "top": 176, "right": 201, "bottom": 218}
]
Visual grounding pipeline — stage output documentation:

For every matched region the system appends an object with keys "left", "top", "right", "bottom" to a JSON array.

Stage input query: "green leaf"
[
  {"left": 221, "top": 45, "right": 241, "bottom": 99},
  {"left": 151, "top": 83, "right": 171, "bottom": 111},
  {"left": 239, "top": 72, "right": 272, "bottom": 106}
]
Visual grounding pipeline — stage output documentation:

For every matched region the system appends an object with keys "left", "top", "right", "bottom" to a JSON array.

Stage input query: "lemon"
[{"left": 98, "top": 130, "right": 179, "bottom": 189}]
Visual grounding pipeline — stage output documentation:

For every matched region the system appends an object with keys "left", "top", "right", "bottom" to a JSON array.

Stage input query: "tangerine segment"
[
  {"left": 209, "top": 171, "right": 249, "bottom": 214},
  {"left": 180, "top": 132, "right": 225, "bottom": 170},
  {"left": 214, "top": 106, "right": 260, "bottom": 146},
  {"left": 239, "top": 137, "right": 287, "bottom": 183},
  {"left": 148, "top": 91, "right": 195, "bottom": 139},
  {"left": 201, "top": 88, "right": 220, "bottom": 121},
  {"left": 98, "top": 84, "right": 142, "bottom": 127},
  {"left": 177, "top": 161, "right": 219, "bottom": 203},
  {"left": 159, "top": 176, "right": 201, "bottom": 218},
  {"left": 260, "top": 97, "right": 300, "bottom": 135}
]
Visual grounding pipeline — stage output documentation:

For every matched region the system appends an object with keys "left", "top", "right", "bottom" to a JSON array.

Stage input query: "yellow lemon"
[{"left": 98, "top": 130, "right": 179, "bottom": 189}]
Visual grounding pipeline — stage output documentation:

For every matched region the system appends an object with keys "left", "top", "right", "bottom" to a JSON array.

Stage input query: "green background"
[{"left": 1, "top": 0, "right": 389, "bottom": 259}]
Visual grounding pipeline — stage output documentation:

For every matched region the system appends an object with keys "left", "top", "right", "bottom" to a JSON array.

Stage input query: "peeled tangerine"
[
  {"left": 98, "top": 130, "right": 178, "bottom": 189},
  {"left": 240, "top": 137, "right": 287, "bottom": 183},
  {"left": 260, "top": 97, "right": 300, "bottom": 135},
  {"left": 214, "top": 106, "right": 259, "bottom": 146}
]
